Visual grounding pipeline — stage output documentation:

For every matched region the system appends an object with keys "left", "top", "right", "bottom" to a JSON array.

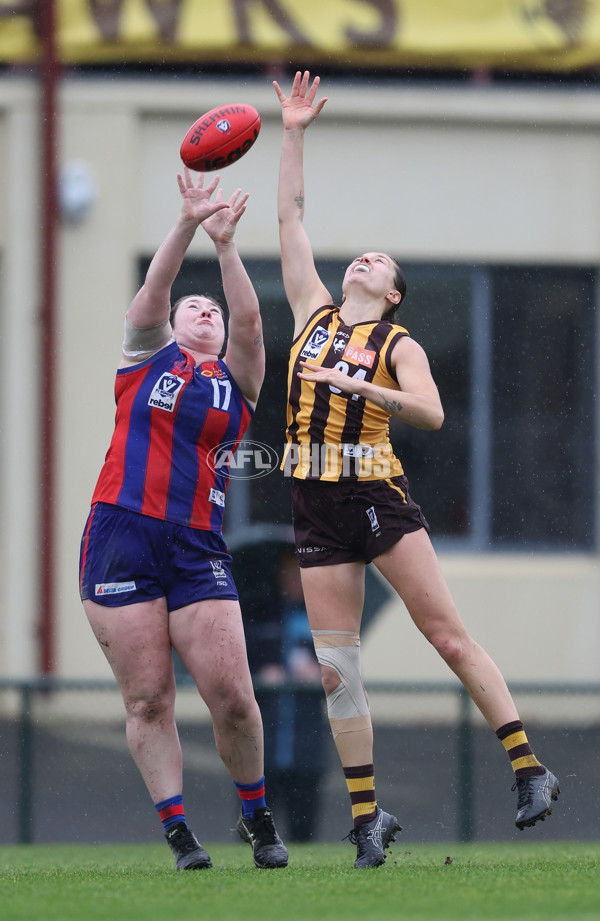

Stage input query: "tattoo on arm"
[
  {"left": 294, "top": 194, "right": 304, "bottom": 210},
  {"left": 253, "top": 335, "right": 263, "bottom": 347},
  {"left": 378, "top": 393, "right": 403, "bottom": 415}
]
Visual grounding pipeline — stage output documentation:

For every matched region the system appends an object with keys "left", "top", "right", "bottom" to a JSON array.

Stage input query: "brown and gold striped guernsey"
[{"left": 282, "top": 306, "right": 409, "bottom": 482}]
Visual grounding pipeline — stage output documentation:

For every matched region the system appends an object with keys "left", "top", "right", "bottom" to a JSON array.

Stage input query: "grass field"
[{"left": 1, "top": 841, "right": 599, "bottom": 921}]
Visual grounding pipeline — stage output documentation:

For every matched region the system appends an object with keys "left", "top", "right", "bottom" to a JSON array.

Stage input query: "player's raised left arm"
[
  {"left": 274, "top": 71, "right": 332, "bottom": 334},
  {"left": 202, "top": 188, "right": 265, "bottom": 407}
]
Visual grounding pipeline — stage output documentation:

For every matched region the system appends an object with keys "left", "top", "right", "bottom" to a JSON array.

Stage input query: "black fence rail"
[{"left": 1, "top": 677, "right": 599, "bottom": 846}]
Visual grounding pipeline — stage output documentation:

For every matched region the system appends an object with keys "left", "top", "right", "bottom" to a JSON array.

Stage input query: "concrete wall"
[
  {"left": 0, "top": 81, "right": 41, "bottom": 680},
  {"left": 0, "top": 75, "right": 598, "bottom": 713}
]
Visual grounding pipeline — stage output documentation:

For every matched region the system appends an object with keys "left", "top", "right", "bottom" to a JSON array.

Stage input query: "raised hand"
[
  {"left": 176, "top": 166, "right": 230, "bottom": 225},
  {"left": 201, "top": 186, "right": 249, "bottom": 246},
  {"left": 273, "top": 70, "right": 327, "bottom": 131}
]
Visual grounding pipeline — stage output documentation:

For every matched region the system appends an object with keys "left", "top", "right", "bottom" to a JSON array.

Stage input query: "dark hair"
[
  {"left": 169, "top": 293, "right": 225, "bottom": 325},
  {"left": 381, "top": 260, "right": 407, "bottom": 322}
]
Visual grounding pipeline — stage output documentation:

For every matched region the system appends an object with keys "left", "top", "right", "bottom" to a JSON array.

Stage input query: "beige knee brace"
[{"left": 312, "top": 630, "right": 371, "bottom": 738}]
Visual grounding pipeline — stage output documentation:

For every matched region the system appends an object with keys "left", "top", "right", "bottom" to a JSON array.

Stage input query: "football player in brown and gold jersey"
[{"left": 273, "top": 70, "right": 560, "bottom": 868}]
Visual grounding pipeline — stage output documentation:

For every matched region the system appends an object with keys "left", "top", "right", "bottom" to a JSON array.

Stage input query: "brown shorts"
[{"left": 291, "top": 475, "right": 429, "bottom": 567}]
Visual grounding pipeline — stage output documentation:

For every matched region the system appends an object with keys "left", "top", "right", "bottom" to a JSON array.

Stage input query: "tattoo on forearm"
[
  {"left": 253, "top": 335, "right": 263, "bottom": 347},
  {"left": 379, "top": 393, "right": 403, "bottom": 415},
  {"left": 294, "top": 194, "right": 304, "bottom": 210}
]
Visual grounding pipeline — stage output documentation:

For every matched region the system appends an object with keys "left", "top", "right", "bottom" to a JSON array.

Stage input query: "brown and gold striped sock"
[
  {"left": 496, "top": 720, "right": 545, "bottom": 778},
  {"left": 343, "top": 763, "right": 377, "bottom": 827}
]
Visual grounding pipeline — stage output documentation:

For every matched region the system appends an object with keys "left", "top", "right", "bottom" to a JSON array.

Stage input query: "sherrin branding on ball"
[{"left": 180, "top": 103, "right": 261, "bottom": 172}]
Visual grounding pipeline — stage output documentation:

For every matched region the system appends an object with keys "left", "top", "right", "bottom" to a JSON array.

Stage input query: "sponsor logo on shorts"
[
  {"left": 210, "top": 560, "right": 228, "bottom": 586},
  {"left": 209, "top": 487, "right": 226, "bottom": 507},
  {"left": 148, "top": 372, "right": 185, "bottom": 412},
  {"left": 95, "top": 581, "right": 136, "bottom": 596},
  {"left": 300, "top": 327, "right": 331, "bottom": 360},
  {"left": 342, "top": 343, "right": 376, "bottom": 368},
  {"left": 298, "top": 546, "right": 328, "bottom": 554},
  {"left": 366, "top": 506, "right": 380, "bottom": 534}
]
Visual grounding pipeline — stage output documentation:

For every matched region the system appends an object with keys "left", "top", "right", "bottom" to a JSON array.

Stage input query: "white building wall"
[{"left": 0, "top": 81, "right": 41, "bottom": 680}]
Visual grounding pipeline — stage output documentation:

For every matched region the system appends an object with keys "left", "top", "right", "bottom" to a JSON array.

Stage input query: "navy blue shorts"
[
  {"left": 79, "top": 503, "right": 238, "bottom": 610},
  {"left": 292, "top": 475, "right": 429, "bottom": 567}
]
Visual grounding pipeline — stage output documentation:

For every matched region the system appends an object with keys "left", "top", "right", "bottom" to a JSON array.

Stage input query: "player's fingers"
[
  {"left": 205, "top": 174, "right": 221, "bottom": 195},
  {"left": 234, "top": 195, "right": 249, "bottom": 214},
  {"left": 299, "top": 70, "right": 311, "bottom": 96},
  {"left": 228, "top": 187, "right": 243, "bottom": 206},
  {"left": 291, "top": 70, "right": 302, "bottom": 95},
  {"left": 273, "top": 81, "right": 286, "bottom": 102},
  {"left": 306, "top": 75, "right": 321, "bottom": 102}
]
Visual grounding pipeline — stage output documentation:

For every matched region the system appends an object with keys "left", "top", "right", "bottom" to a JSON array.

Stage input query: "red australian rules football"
[{"left": 180, "top": 103, "right": 261, "bottom": 172}]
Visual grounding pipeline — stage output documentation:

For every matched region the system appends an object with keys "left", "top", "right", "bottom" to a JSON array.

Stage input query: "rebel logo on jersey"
[
  {"left": 300, "top": 327, "right": 331, "bottom": 361},
  {"left": 147, "top": 372, "right": 186, "bottom": 412}
]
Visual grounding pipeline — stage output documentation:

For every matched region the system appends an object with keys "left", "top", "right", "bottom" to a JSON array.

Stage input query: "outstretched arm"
[
  {"left": 273, "top": 71, "right": 333, "bottom": 335},
  {"left": 201, "top": 188, "right": 265, "bottom": 407},
  {"left": 297, "top": 337, "right": 444, "bottom": 431},
  {"left": 126, "top": 169, "right": 229, "bottom": 330}
]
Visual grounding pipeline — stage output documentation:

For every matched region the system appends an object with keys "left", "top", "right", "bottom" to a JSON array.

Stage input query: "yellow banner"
[{"left": 2, "top": 0, "right": 600, "bottom": 70}]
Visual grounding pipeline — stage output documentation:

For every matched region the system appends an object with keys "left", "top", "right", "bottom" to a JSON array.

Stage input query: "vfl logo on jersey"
[
  {"left": 343, "top": 343, "right": 376, "bottom": 368},
  {"left": 148, "top": 372, "right": 186, "bottom": 412},
  {"left": 300, "top": 327, "right": 331, "bottom": 360}
]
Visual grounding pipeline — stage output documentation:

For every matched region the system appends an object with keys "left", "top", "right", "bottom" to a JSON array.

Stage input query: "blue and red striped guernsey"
[{"left": 91, "top": 341, "right": 252, "bottom": 532}]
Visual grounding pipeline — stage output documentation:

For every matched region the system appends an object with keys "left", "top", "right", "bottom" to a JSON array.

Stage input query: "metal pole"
[
  {"left": 18, "top": 684, "right": 34, "bottom": 844},
  {"left": 469, "top": 266, "right": 493, "bottom": 550},
  {"left": 457, "top": 687, "right": 474, "bottom": 842},
  {"left": 38, "top": 0, "right": 60, "bottom": 675}
]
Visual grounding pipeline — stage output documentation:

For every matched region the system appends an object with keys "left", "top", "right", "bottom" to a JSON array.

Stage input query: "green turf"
[{"left": 1, "top": 841, "right": 599, "bottom": 921}]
